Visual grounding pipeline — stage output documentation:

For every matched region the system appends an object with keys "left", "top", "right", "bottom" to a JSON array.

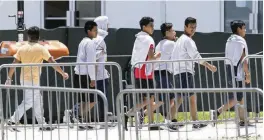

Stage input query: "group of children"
[
  {"left": 125, "top": 16, "right": 250, "bottom": 131},
  {"left": 4, "top": 15, "right": 250, "bottom": 132}
]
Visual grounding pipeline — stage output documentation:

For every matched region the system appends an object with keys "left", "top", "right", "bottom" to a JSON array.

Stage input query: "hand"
[
  {"left": 208, "top": 64, "right": 217, "bottom": 73},
  {"left": 245, "top": 73, "right": 250, "bottom": 84},
  {"left": 90, "top": 80, "right": 95, "bottom": 87},
  {"left": 5, "top": 79, "right": 12, "bottom": 85},
  {"left": 62, "top": 72, "right": 69, "bottom": 80},
  {"left": 155, "top": 52, "right": 161, "bottom": 59}
]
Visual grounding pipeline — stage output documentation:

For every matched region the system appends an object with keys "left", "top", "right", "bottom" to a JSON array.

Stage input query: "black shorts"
[
  {"left": 74, "top": 74, "right": 95, "bottom": 102},
  {"left": 135, "top": 78, "right": 155, "bottom": 98},
  {"left": 226, "top": 65, "right": 243, "bottom": 101},
  {"left": 154, "top": 70, "right": 175, "bottom": 100},
  {"left": 174, "top": 72, "right": 195, "bottom": 97}
]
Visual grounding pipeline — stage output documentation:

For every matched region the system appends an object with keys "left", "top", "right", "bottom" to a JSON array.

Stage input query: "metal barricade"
[
  {"left": 128, "top": 58, "right": 240, "bottom": 130},
  {"left": 241, "top": 55, "right": 263, "bottom": 124},
  {"left": 0, "top": 85, "right": 108, "bottom": 140},
  {"left": 116, "top": 88, "right": 263, "bottom": 140},
  {"left": 0, "top": 62, "right": 123, "bottom": 129}
]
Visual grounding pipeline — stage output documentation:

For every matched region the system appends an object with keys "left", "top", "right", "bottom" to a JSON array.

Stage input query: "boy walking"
[
  {"left": 6, "top": 26, "right": 68, "bottom": 131},
  {"left": 125, "top": 17, "right": 163, "bottom": 130},
  {"left": 154, "top": 23, "right": 182, "bottom": 131},
  {"left": 210, "top": 20, "right": 250, "bottom": 126},
  {"left": 171, "top": 17, "right": 217, "bottom": 129},
  {"left": 72, "top": 21, "right": 98, "bottom": 128}
]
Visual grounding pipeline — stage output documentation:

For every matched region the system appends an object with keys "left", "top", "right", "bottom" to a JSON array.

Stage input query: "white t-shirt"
[
  {"left": 225, "top": 34, "right": 248, "bottom": 81},
  {"left": 171, "top": 34, "right": 204, "bottom": 75},
  {"left": 154, "top": 39, "right": 175, "bottom": 72},
  {"left": 74, "top": 37, "right": 96, "bottom": 80}
]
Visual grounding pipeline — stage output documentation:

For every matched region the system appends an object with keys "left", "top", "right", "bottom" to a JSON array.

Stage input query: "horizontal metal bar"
[
  {"left": 1, "top": 84, "right": 104, "bottom": 94},
  {"left": 139, "top": 119, "right": 236, "bottom": 127},
  {"left": 241, "top": 54, "right": 263, "bottom": 64},
  {"left": 45, "top": 17, "right": 67, "bottom": 20},
  {"left": 132, "top": 57, "right": 232, "bottom": 68},
  {"left": 54, "top": 54, "right": 225, "bottom": 60},
  {"left": 254, "top": 51, "right": 263, "bottom": 55},
  {"left": 0, "top": 62, "right": 120, "bottom": 68},
  {"left": 54, "top": 55, "right": 132, "bottom": 60},
  {"left": 3, "top": 122, "right": 115, "bottom": 128},
  {"left": 76, "top": 17, "right": 96, "bottom": 21},
  {"left": 118, "top": 88, "right": 263, "bottom": 96}
]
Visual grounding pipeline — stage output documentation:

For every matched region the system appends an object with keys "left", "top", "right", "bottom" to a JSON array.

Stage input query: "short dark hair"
[
  {"left": 160, "top": 23, "right": 173, "bottom": 37},
  {"left": 139, "top": 17, "right": 154, "bottom": 30},
  {"left": 27, "top": 26, "right": 40, "bottom": 41},
  {"left": 185, "top": 17, "right": 196, "bottom": 26},
  {"left": 230, "top": 20, "right": 245, "bottom": 34},
  {"left": 84, "top": 21, "right": 97, "bottom": 34}
]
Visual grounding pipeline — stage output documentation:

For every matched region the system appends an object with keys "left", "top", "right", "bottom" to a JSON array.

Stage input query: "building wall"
[
  {"left": 1, "top": 1, "right": 262, "bottom": 33},
  {"left": 24, "top": 1, "right": 42, "bottom": 28},
  {"left": 0, "top": 1, "right": 17, "bottom": 30},
  {"left": 105, "top": 1, "right": 222, "bottom": 32},
  {"left": 0, "top": 0, "right": 222, "bottom": 32},
  {"left": 0, "top": 0, "right": 43, "bottom": 30},
  {"left": 105, "top": 1, "right": 164, "bottom": 30},
  {"left": 165, "top": 1, "right": 221, "bottom": 32}
]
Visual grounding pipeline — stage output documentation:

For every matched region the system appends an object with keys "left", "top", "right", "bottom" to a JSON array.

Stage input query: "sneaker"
[
  {"left": 6, "top": 121, "right": 21, "bottom": 132},
  {"left": 7, "top": 121, "right": 15, "bottom": 125},
  {"left": 124, "top": 114, "right": 129, "bottom": 131},
  {"left": 78, "top": 125, "right": 94, "bottom": 130},
  {"left": 239, "top": 121, "right": 254, "bottom": 127},
  {"left": 72, "top": 117, "right": 81, "bottom": 124},
  {"left": 63, "top": 110, "right": 73, "bottom": 123},
  {"left": 239, "top": 121, "right": 245, "bottom": 126},
  {"left": 192, "top": 124, "right": 207, "bottom": 129},
  {"left": 210, "top": 110, "right": 217, "bottom": 126},
  {"left": 167, "top": 124, "right": 179, "bottom": 132},
  {"left": 39, "top": 127, "right": 54, "bottom": 131},
  {"left": 148, "top": 126, "right": 163, "bottom": 131},
  {"left": 164, "top": 119, "right": 183, "bottom": 132},
  {"left": 137, "top": 109, "right": 144, "bottom": 129},
  {"left": 171, "top": 119, "right": 184, "bottom": 127}
]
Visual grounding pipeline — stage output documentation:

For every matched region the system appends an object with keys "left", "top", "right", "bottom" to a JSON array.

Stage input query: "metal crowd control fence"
[
  {"left": 241, "top": 55, "right": 263, "bottom": 123},
  {"left": 0, "top": 62, "right": 123, "bottom": 128},
  {"left": 128, "top": 58, "right": 239, "bottom": 129},
  {"left": 0, "top": 85, "right": 108, "bottom": 140},
  {"left": 116, "top": 88, "right": 263, "bottom": 140},
  {"left": 53, "top": 53, "right": 226, "bottom": 61}
]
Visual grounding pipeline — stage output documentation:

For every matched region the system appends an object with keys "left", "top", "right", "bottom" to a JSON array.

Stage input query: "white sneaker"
[
  {"left": 63, "top": 110, "right": 74, "bottom": 128},
  {"left": 210, "top": 110, "right": 217, "bottom": 127},
  {"left": 136, "top": 111, "right": 144, "bottom": 129},
  {"left": 63, "top": 110, "right": 72, "bottom": 123}
]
